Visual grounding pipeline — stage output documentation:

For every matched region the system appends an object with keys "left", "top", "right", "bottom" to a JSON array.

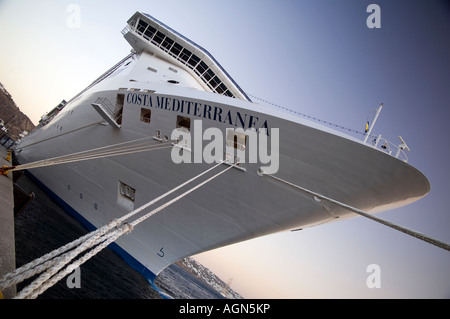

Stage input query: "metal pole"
[{"left": 364, "top": 103, "right": 383, "bottom": 144}]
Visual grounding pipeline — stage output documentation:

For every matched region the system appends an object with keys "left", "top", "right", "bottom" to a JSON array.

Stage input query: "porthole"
[
  {"left": 118, "top": 181, "right": 136, "bottom": 211},
  {"left": 176, "top": 115, "right": 190, "bottom": 131},
  {"left": 140, "top": 108, "right": 151, "bottom": 123}
]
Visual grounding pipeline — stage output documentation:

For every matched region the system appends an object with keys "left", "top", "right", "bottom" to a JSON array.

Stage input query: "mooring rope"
[
  {"left": 264, "top": 173, "right": 450, "bottom": 252},
  {"left": 0, "top": 218, "right": 121, "bottom": 291},
  {"left": 0, "top": 139, "right": 221, "bottom": 290},
  {"left": 0, "top": 160, "right": 235, "bottom": 298},
  {"left": 23, "top": 224, "right": 133, "bottom": 299},
  {"left": 16, "top": 121, "right": 105, "bottom": 150},
  {"left": 2, "top": 137, "right": 173, "bottom": 173}
]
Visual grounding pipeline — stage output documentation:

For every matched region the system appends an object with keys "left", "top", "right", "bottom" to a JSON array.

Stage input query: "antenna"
[
  {"left": 396, "top": 136, "right": 410, "bottom": 159},
  {"left": 398, "top": 136, "right": 410, "bottom": 151}
]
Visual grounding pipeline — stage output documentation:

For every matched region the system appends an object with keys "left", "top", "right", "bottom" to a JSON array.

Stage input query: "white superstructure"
[{"left": 14, "top": 12, "right": 430, "bottom": 283}]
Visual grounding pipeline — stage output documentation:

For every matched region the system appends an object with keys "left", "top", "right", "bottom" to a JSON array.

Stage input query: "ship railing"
[
  {"left": 121, "top": 25, "right": 130, "bottom": 36},
  {"left": 367, "top": 134, "right": 409, "bottom": 163},
  {"left": 93, "top": 97, "right": 122, "bottom": 124},
  {"left": 121, "top": 20, "right": 136, "bottom": 36}
]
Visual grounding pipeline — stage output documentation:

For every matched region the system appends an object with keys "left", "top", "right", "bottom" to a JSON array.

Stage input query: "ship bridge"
[{"left": 122, "top": 12, "right": 251, "bottom": 102}]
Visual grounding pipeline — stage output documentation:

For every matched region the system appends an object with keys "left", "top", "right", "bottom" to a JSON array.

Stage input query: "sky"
[{"left": 0, "top": 0, "right": 449, "bottom": 298}]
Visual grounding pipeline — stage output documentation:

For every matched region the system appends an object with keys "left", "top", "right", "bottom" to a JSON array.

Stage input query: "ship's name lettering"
[{"left": 126, "top": 92, "right": 269, "bottom": 134}]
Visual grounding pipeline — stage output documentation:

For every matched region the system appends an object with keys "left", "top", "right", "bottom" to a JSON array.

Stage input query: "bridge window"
[
  {"left": 170, "top": 43, "right": 183, "bottom": 57},
  {"left": 216, "top": 83, "right": 227, "bottom": 94},
  {"left": 195, "top": 61, "right": 208, "bottom": 76},
  {"left": 152, "top": 31, "right": 165, "bottom": 45},
  {"left": 144, "top": 25, "right": 156, "bottom": 40},
  {"left": 188, "top": 54, "right": 201, "bottom": 68},
  {"left": 209, "top": 75, "right": 221, "bottom": 89},
  {"left": 161, "top": 37, "right": 174, "bottom": 51},
  {"left": 203, "top": 69, "right": 215, "bottom": 82},
  {"left": 223, "top": 90, "right": 234, "bottom": 97},
  {"left": 136, "top": 19, "right": 148, "bottom": 34},
  {"left": 180, "top": 48, "right": 192, "bottom": 63}
]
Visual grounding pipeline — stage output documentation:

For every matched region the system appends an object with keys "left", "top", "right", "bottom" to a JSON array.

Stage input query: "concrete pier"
[{"left": 0, "top": 145, "right": 16, "bottom": 298}]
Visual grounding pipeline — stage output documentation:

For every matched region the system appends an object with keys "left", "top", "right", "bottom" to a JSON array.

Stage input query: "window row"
[
  {"left": 139, "top": 111, "right": 246, "bottom": 151},
  {"left": 135, "top": 19, "right": 235, "bottom": 98}
]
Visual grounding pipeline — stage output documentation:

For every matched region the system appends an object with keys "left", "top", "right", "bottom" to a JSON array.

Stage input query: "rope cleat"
[{"left": 1, "top": 165, "right": 11, "bottom": 176}]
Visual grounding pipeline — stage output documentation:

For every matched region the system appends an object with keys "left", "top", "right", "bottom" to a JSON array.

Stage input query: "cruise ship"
[{"left": 14, "top": 12, "right": 430, "bottom": 284}]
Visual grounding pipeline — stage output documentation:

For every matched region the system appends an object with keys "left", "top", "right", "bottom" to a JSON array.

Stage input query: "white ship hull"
[{"left": 14, "top": 13, "right": 430, "bottom": 283}]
